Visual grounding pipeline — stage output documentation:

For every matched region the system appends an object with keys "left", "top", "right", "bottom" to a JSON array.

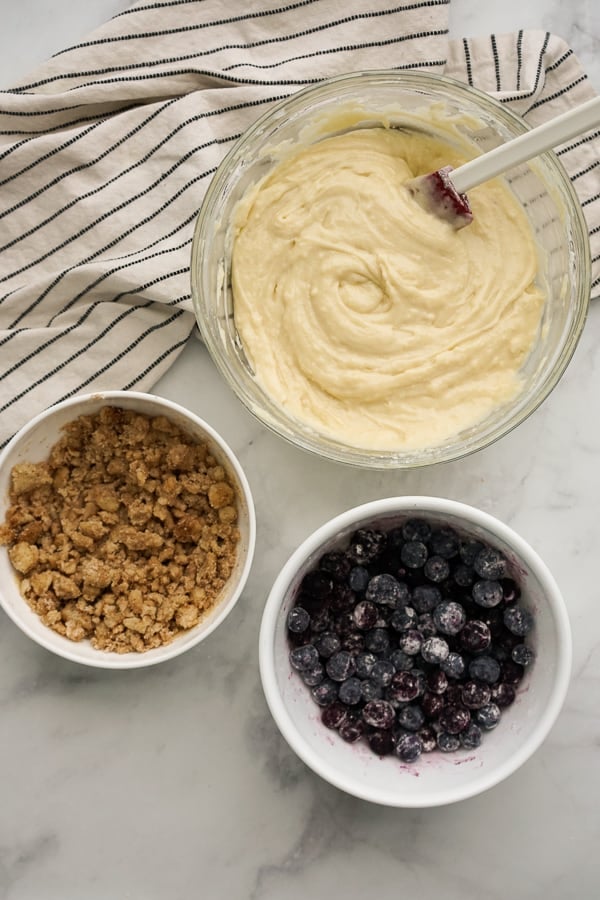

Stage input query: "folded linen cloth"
[{"left": 0, "top": 0, "right": 598, "bottom": 449}]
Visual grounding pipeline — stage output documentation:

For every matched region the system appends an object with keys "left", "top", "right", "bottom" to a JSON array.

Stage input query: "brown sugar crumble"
[{"left": 0, "top": 406, "right": 241, "bottom": 653}]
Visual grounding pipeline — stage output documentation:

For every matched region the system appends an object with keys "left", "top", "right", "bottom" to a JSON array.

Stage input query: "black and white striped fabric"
[{"left": 0, "top": 0, "right": 598, "bottom": 448}]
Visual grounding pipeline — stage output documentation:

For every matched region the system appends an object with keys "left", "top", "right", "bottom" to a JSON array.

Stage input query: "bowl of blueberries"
[{"left": 259, "top": 496, "right": 571, "bottom": 807}]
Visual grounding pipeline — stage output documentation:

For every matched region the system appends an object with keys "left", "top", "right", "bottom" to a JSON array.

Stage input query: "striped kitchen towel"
[{"left": 0, "top": 0, "right": 598, "bottom": 448}]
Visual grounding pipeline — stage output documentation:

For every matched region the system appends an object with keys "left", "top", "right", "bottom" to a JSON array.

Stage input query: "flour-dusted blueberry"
[
  {"left": 490, "top": 682, "right": 516, "bottom": 708},
  {"left": 390, "top": 605, "right": 418, "bottom": 632},
  {"left": 309, "top": 608, "right": 331, "bottom": 634},
  {"left": 468, "top": 655, "right": 501, "bottom": 684},
  {"left": 361, "top": 678, "right": 384, "bottom": 702},
  {"left": 472, "top": 579, "right": 503, "bottom": 608},
  {"left": 460, "top": 619, "right": 491, "bottom": 653},
  {"left": 338, "top": 677, "right": 363, "bottom": 705},
  {"left": 474, "top": 703, "right": 502, "bottom": 730},
  {"left": 459, "top": 538, "right": 484, "bottom": 566},
  {"left": 290, "top": 644, "right": 319, "bottom": 672},
  {"left": 389, "top": 649, "right": 414, "bottom": 672},
  {"left": 311, "top": 678, "right": 339, "bottom": 707},
  {"left": 460, "top": 722, "right": 482, "bottom": 749},
  {"left": 503, "top": 605, "right": 534, "bottom": 637},
  {"left": 418, "top": 725, "right": 438, "bottom": 753},
  {"left": 439, "top": 705, "right": 471, "bottom": 734},
  {"left": 441, "top": 651, "right": 466, "bottom": 679},
  {"left": 301, "top": 663, "right": 325, "bottom": 686},
  {"left": 453, "top": 563, "right": 476, "bottom": 588},
  {"left": 352, "top": 600, "right": 378, "bottom": 630},
  {"left": 433, "top": 600, "right": 467, "bottom": 635},
  {"left": 397, "top": 704, "right": 426, "bottom": 732},
  {"left": 412, "top": 584, "right": 441, "bottom": 614},
  {"left": 341, "top": 632, "right": 366, "bottom": 654},
  {"left": 348, "top": 528, "right": 387, "bottom": 564},
  {"left": 398, "top": 628, "right": 423, "bottom": 656},
  {"left": 461, "top": 680, "right": 491, "bottom": 709},
  {"left": 319, "top": 551, "right": 352, "bottom": 583},
  {"left": 421, "top": 691, "right": 445, "bottom": 719},
  {"left": 501, "top": 659, "right": 525, "bottom": 685},
  {"left": 365, "top": 627, "right": 391, "bottom": 654},
  {"left": 388, "top": 670, "right": 423, "bottom": 702},
  {"left": 512, "top": 643, "right": 535, "bottom": 666},
  {"left": 501, "top": 578, "right": 521, "bottom": 603},
  {"left": 354, "top": 651, "right": 378, "bottom": 678},
  {"left": 427, "top": 669, "right": 448, "bottom": 694},
  {"left": 348, "top": 565, "right": 370, "bottom": 593},
  {"left": 366, "top": 573, "right": 408, "bottom": 608},
  {"left": 402, "top": 518, "right": 432, "bottom": 542},
  {"left": 321, "top": 701, "right": 349, "bottom": 730},
  {"left": 329, "top": 583, "right": 357, "bottom": 613},
  {"left": 430, "top": 526, "right": 460, "bottom": 559},
  {"left": 437, "top": 731, "right": 461, "bottom": 752},
  {"left": 401, "top": 541, "right": 428, "bottom": 569},
  {"left": 362, "top": 699, "right": 395, "bottom": 730},
  {"left": 287, "top": 606, "right": 310, "bottom": 634},
  {"left": 418, "top": 613, "right": 437, "bottom": 638},
  {"left": 424, "top": 554, "right": 451, "bottom": 583},
  {"left": 371, "top": 659, "right": 396, "bottom": 687},
  {"left": 339, "top": 716, "right": 367, "bottom": 743},
  {"left": 368, "top": 729, "right": 394, "bottom": 756},
  {"left": 395, "top": 732, "right": 423, "bottom": 763},
  {"left": 326, "top": 650, "right": 356, "bottom": 681},
  {"left": 314, "top": 631, "right": 341, "bottom": 659},
  {"left": 421, "top": 636, "right": 450, "bottom": 665},
  {"left": 473, "top": 546, "right": 506, "bottom": 580}
]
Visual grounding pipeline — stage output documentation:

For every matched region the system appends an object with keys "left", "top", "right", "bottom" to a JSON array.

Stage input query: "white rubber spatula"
[{"left": 407, "top": 95, "right": 600, "bottom": 229}]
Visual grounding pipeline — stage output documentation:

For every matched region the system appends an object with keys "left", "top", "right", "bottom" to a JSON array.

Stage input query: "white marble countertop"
[{"left": 1, "top": 2, "right": 600, "bottom": 898}]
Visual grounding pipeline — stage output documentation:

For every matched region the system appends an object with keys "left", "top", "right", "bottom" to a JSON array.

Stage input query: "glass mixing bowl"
[{"left": 190, "top": 71, "right": 590, "bottom": 468}]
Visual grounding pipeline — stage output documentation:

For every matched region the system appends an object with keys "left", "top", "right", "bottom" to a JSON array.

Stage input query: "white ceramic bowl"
[
  {"left": 259, "top": 497, "right": 571, "bottom": 807},
  {"left": 0, "top": 391, "right": 256, "bottom": 669}
]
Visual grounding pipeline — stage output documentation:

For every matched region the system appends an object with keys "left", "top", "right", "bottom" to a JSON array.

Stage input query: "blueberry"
[
  {"left": 412, "top": 584, "right": 441, "bottom": 614},
  {"left": 441, "top": 651, "right": 466, "bottom": 679},
  {"left": 417, "top": 613, "right": 437, "bottom": 638},
  {"left": 390, "top": 605, "right": 418, "bottom": 632},
  {"left": 474, "top": 703, "right": 501, "bottom": 730},
  {"left": 472, "top": 579, "right": 503, "bottom": 608},
  {"left": 501, "top": 659, "right": 525, "bottom": 685},
  {"left": 468, "top": 655, "right": 501, "bottom": 684},
  {"left": 329, "top": 584, "right": 356, "bottom": 613},
  {"left": 427, "top": 669, "right": 448, "bottom": 694},
  {"left": 418, "top": 725, "right": 438, "bottom": 752},
  {"left": 341, "top": 632, "right": 365, "bottom": 654},
  {"left": 362, "top": 699, "right": 395, "bottom": 730},
  {"left": 400, "top": 541, "right": 428, "bottom": 569},
  {"left": 354, "top": 651, "right": 378, "bottom": 678},
  {"left": 290, "top": 644, "right": 319, "bottom": 672},
  {"left": 421, "top": 691, "right": 445, "bottom": 719},
  {"left": 503, "top": 606, "right": 534, "bottom": 637},
  {"left": 314, "top": 631, "right": 341, "bottom": 659},
  {"left": 319, "top": 551, "right": 352, "bottom": 583},
  {"left": 352, "top": 600, "right": 378, "bottom": 630},
  {"left": 433, "top": 600, "right": 467, "bottom": 635},
  {"left": 512, "top": 644, "right": 535, "bottom": 666},
  {"left": 370, "top": 659, "right": 396, "bottom": 687},
  {"left": 394, "top": 732, "right": 423, "bottom": 763},
  {"left": 361, "top": 678, "right": 384, "bottom": 702},
  {"left": 461, "top": 680, "right": 491, "bottom": 709},
  {"left": 365, "top": 573, "right": 408, "bottom": 608},
  {"left": 424, "top": 555, "right": 451, "bottom": 583},
  {"left": 365, "top": 627, "right": 391, "bottom": 654},
  {"left": 397, "top": 704, "right": 426, "bottom": 732},
  {"left": 473, "top": 546, "right": 506, "bottom": 580},
  {"left": 459, "top": 538, "right": 484, "bottom": 566},
  {"left": 460, "top": 722, "right": 482, "bottom": 749},
  {"left": 348, "top": 565, "right": 370, "bottom": 592},
  {"left": 490, "top": 682, "right": 516, "bottom": 708},
  {"left": 301, "top": 664, "right": 325, "bottom": 686},
  {"left": 338, "top": 676, "right": 363, "bottom": 705},
  {"left": 368, "top": 730, "right": 394, "bottom": 756},
  {"left": 421, "top": 636, "right": 450, "bottom": 664},
  {"left": 388, "top": 670, "right": 423, "bottom": 702},
  {"left": 309, "top": 608, "right": 331, "bottom": 634},
  {"left": 326, "top": 651, "right": 356, "bottom": 682},
  {"left": 339, "top": 717, "right": 367, "bottom": 743},
  {"left": 348, "top": 529, "right": 386, "bottom": 564},
  {"left": 321, "top": 702, "right": 348, "bottom": 729},
  {"left": 430, "top": 526, "right": 460, "bottom": 559},
  {"left": 439, "top": 705, "right": 471, "bottom": 734},
  {"left": 287, "top": 606, "right": 310, "bottom": 633},
  {"left": 453, "top": 563, "right": 476, "bottom": 588},
  {"left": 301, "top": 570, "right": 333, "bottom": 600},
  {"left": 388, "top": 649, "right": 414, "bottom": 672},
  {"left": 402, "top": 518, "right": 431, "bottom": 542},
  {"left": 437, "top": 731, "right": 461, "bottom": 752},
  {"left": 398, "top": 629, "right": 423, "bottom": 656},
  {"left": 460, "top": 619, "right": 491, "bottom": 653},
  {"left": 311, "top": 678, "right": 339, "bottom": 707}
]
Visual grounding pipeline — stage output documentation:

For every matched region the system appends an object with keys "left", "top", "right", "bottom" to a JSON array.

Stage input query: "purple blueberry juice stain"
[{"left": 285, "top": 517, "right": 535, "bottom": 768}]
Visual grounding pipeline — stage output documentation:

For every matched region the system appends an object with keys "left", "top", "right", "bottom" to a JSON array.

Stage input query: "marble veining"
[{"left": 1, "top": 2, "right": 600, "bottom": 899}]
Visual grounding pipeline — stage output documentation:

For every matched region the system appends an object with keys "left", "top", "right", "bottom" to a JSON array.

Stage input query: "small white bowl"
[
  {"left": 0, "top": 391, "right": 256, "bottom": 669},
  {"left": 259, "top": 497, "right": 571, "bottom": 807}
]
